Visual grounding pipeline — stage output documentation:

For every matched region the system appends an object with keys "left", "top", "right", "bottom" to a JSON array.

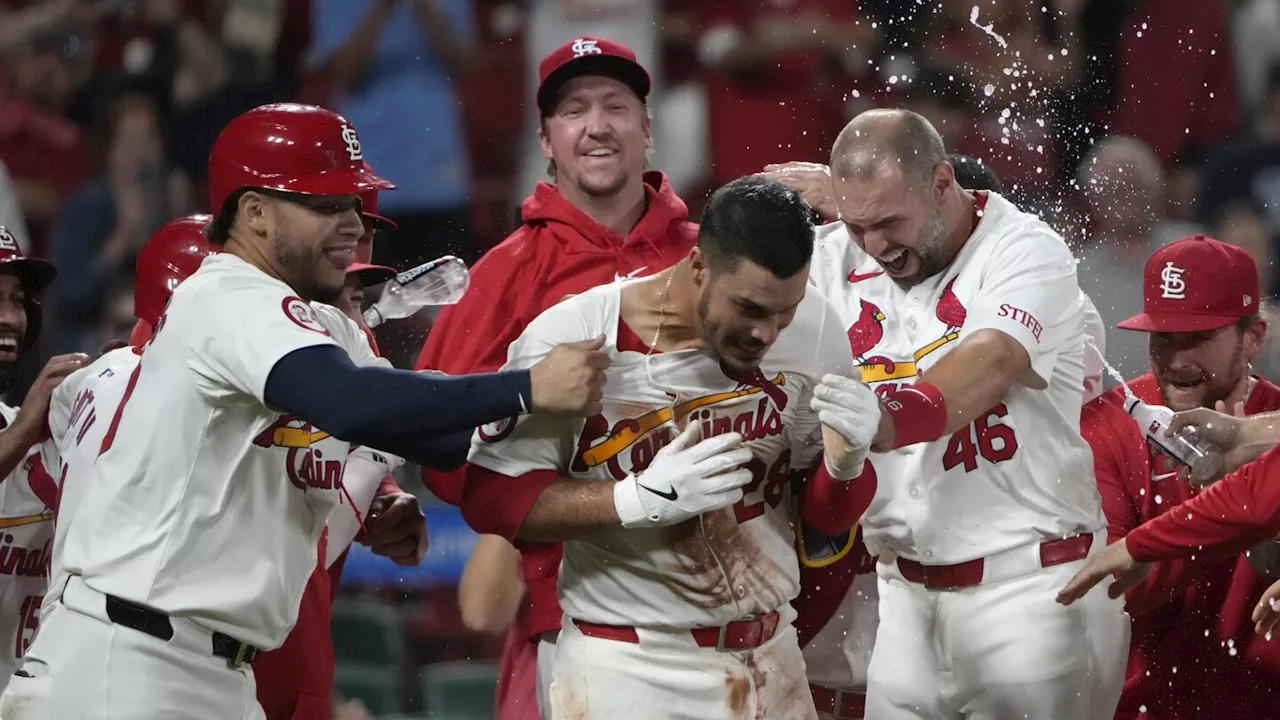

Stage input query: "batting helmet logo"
[
  {"left": 571, "top": 38, "right": 601, "bottom": 57},
  {"left": 340, "top": 125, "right": 363, "bottom": 162},
  {"left": 0, "top": 228, "right": 17, "bottom": 253}
]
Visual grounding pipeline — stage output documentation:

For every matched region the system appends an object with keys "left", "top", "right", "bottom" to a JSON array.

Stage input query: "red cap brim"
[
  {"left": 347, "top": 262, "right": 397, "bottom": 285},
  {"left": 1116, "top": 312, "right": 1241, "bottom": 333},
  {"left": 363, "top": 212, "right": 397, "bottom": 231}
]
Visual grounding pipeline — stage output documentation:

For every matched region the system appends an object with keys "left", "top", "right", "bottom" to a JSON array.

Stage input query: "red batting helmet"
[
  {"left": 359, "top": 161, "right": 397, "bottom": 232},
  {"left": 207, "top": 103, "right": 395, "bottom": 216},
  {"left": 134, "top": 215, "right": 217, "bottom": 327},
  {"left": 0, "top": 225, "right": 56, "bottom": 351}
]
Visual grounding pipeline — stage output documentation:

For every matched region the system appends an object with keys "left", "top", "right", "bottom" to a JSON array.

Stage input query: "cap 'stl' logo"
[
  {"left": 1160, "top": 262, "right": 1186, "bottom": 300},
  {"left": 340, "top": 125, "right": 363, "bottom": 162},
  {"left": 571, "top": 38, "right": 601, "bottom": 57}
]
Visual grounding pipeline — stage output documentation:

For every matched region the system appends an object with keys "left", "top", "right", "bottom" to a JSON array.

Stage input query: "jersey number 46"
[{"left": 942, "top": 403, "right": 1019, "bottom": 472}]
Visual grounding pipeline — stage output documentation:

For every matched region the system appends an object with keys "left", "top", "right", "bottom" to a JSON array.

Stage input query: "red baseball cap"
[
  {"left": 346, "top": 262, "right": 396, "bottom": 286},
  {"left": 536, "top": 36, "right": 651, "bottom": 115},
  {"left": 1117, "top": 235, "right": 1260, "bottom": 333}
]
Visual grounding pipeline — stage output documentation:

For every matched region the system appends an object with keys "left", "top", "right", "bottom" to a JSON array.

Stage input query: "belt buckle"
[
  {"left": 715, "top": 623, "right": 732, "bottom": 652},
  {"left": 228, "top": 642, "right": 249, "bottom": 670},
  {"left": 832, "top": 689, "right": 863, "bottom": 719},
  {"left": 833, "top": 690, "right": 850, "bottom": 717}
]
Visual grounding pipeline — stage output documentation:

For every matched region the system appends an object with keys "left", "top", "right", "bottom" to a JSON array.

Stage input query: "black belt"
[{"left": 103, "top": 593, "right": 260, "bottom": 668}]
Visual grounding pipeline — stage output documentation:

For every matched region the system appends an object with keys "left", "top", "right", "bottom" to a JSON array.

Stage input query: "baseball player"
[
  {"left": 766, "top": 153, "right": 1110, "bottom": 720},
  {"left": 0, "top": 226, "right": 84, "bottom": 693},
  {"left": 465, "top": 177, "right": 880, "bottom": 720},
  {"left": 417, "top": 37, "right": 700, "bottom": 718},
  {"left": 802, "top": 108, "right": 1128, "bottom": 720},
  {"left": 19, "top": 103, "right": 606, "bottom": 720},
  {"left": 1066, "top": 235, "right": 1280, "bottom": 718},
  {"left": 0, "top": 214, "right": 416, "bottom": 719},
  {"left": 253, "top": 188, "right": 429, "bottom": 720}
]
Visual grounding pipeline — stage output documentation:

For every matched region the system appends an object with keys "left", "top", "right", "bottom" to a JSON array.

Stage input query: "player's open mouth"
[
  {"left": 1164, "top": 375, "right": 1205, "bottom": 393},
  {"left": 0, "top": 337, "right": 18, "bottom": 359},
  {"left": 323, "top": 246, "right": 356, "bottom": 270},
  {"left": 582, "top": 147, "right": 619, "bottom": 162},
  {"left": 879, "top": 248, "right": 910, "bottom": 275}
]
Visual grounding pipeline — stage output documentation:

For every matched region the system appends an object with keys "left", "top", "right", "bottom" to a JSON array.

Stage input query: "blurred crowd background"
[{"left": 1, "top": 0, "right": 1276, "bottom": 717}]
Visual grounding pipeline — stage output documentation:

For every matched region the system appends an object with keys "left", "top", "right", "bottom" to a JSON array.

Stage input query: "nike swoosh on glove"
[
  {"left": 613, "top": 423, "right": 754, "bottom": 529},
  {"left": 811, "top": 373, "right": 883, "bottom": 480}
]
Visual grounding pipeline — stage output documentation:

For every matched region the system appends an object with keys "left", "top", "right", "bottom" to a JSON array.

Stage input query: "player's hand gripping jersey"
[
  {"left": 58, "top": 254, "right": 390, "bottom": 651},
  {"left": 467, "top": 281, "right": 854, "bottom": 628},
  {"left": 810, "top": 191, "right": 1105, "bottom": 564}
]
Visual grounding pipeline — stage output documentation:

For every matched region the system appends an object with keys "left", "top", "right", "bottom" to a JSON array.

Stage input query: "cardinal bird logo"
[
  {"left": 935, "top": 278, "right": 967, "bottom": 330},
  {"left": 848, "top": 299, "right": 886, "bottom": 359}
]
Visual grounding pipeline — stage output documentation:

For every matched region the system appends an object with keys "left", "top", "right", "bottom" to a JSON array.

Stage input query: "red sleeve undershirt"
[
  {"left": 799, "top": 460, "right": 876, "bottom": 536},
  {"left": 458, "top": 458, "right": 874, "bottom": 543},
  {"left": 1127, "top": 444, "right": 1280, "bottom": 562}
]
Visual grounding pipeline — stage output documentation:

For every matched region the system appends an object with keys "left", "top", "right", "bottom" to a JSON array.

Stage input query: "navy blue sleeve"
[{"left": 264, "top": 345, "right": 530, "bottom": 466}]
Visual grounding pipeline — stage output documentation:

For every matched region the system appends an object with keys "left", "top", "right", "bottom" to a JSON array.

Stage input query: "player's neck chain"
[{"left": 650, "top": 262, "right": 679, "bottom": 357}]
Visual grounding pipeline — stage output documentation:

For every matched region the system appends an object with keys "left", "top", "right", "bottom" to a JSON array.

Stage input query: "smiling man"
[
  {"left": 413, "top": 36, "right": 702, "bottom": 719},
  {"left": 0, "top": 225, "right": 85, "bottom": 694},
  {"left": 19, "top": 103, "right": 608, "bottom": 720},
  {"left": 1078, "top": 234, "right": 1280, "bottom": 720}
]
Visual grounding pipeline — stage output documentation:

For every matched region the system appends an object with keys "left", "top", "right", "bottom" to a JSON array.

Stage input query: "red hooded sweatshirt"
[{"left": 415, "top": 172, "right": 697, "bottom": 643}]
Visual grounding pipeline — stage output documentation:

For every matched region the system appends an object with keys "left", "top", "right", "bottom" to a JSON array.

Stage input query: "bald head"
[{"left": 831, "top": 109, "right": 947, "bottom": 189}]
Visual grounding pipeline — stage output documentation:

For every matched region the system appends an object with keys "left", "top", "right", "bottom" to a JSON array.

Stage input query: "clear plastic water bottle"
[
  {"left": 363, "top": 255, "right": 470, "bottom": 328},
  {"left": 1125, "top": 397, "right": 1225, "bottom": 486}
]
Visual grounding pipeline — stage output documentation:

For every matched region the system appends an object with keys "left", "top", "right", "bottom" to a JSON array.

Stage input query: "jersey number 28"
[
  {"left": 942, "top": 403, "right": 1019, "bottom": 472},
  {"left": 733, "top": 450, "right": 791, "bottom": 523}
]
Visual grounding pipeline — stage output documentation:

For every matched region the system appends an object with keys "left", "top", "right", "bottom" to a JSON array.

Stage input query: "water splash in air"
[{"left": 969, "top": 5, "right": 1009, "bottom": 48}]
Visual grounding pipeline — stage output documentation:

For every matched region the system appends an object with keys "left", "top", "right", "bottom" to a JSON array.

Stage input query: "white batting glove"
[
  {"left": 613, "top": 424, "right": 754, "bottom": 529},
  {"left": 811, "top": 374, "right": 882, "bottom": 480}
]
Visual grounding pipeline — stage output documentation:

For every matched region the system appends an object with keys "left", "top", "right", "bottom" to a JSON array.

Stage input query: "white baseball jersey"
[
  {"left": 0, "top": 403, "right": 55, "bottom": 687},
  {"left": 59, "top": 253, "right": 386, "bottom": 650},
  {"left": 467, "top": 281, "right": 853, "bottom": 629},
  {"left": 810, "top": 191, "right": 1105, "bottom": 565},
  {"left": 36, "top": 346, "right": 141, "bottom": 625}
]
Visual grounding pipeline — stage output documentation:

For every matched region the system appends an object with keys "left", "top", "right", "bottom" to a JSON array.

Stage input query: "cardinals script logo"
[
  {"left": 254, "top": 416, "right": 344, "bottom": 493},
  {"left": 570, "top": 372, "right": 790, "bottom": 481}
]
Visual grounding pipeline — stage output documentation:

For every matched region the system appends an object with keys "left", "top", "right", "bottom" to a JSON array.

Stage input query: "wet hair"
[
  {"left": 697, "top": 177, "right": 814, "bottom": 279},
  {"left": 948, "top": 154, "right": 1004, "bottom": 193},
  {"left": 831, "top": 109, "right": 947, "bottom": 190}
]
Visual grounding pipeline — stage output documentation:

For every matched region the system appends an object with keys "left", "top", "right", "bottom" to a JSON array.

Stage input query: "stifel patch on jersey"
[
  {"left": 997, "top": 303, "right": 1043, "bottom": 342},
  {"left": 281, "top": 297, "right": 331, "bottom": 336}
]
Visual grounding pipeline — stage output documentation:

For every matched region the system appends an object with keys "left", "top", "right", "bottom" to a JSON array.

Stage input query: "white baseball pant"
[
  {"left": 548, "top": 610, "right": 817, "bottom": 720},
  {"left": 0, "top": 577, "right": 266, "bottom": 720},
  {"left": 865, "top": 532, "right": 1129, "bottom": 720},
  {"left": 536, "top": 630, "right": 558, "bottom": 719}
]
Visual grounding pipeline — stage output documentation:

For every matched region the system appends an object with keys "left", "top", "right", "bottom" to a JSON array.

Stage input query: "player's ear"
[
  {"left": 689, "top": 247, "right": 709, "bottom": 288},
  {"left": 933, "top": 162, "right": 955, "bottom": 201},
  {"left": 239, "top": 191, "right": 271, "bottom": 236}
]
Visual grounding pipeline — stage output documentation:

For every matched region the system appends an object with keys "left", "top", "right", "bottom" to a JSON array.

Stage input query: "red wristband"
[{"left": 882, "top": 382, "right": 948, "bottom": 449}]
